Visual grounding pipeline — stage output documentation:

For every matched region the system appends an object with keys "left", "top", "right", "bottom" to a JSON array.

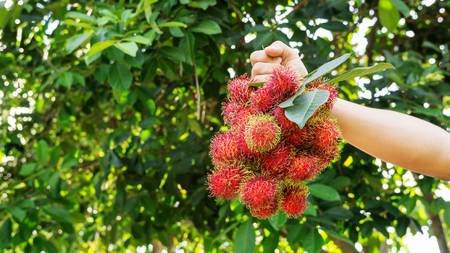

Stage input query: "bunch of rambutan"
[{"left": 208, "top": 67, "right": 340, "bottom": 219}]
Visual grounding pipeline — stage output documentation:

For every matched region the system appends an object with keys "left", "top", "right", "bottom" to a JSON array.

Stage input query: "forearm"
[{"left": 331, "top": 98, "right": 450, "bottom": 180}]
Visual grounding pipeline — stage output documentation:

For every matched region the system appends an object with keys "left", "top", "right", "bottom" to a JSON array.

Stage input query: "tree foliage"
[{"left": 0, "top": 0, "right": 449, "bottom": 252}]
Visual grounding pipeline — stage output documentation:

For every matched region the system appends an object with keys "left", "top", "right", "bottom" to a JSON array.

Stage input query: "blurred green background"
[{"left": 0, "top": 0, "right": 449, "bottom": 252}]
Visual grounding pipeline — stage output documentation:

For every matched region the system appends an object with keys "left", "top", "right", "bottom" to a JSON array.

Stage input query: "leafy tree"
[{"left": 0, "top": 0, "right": 449, "bottom": 252}]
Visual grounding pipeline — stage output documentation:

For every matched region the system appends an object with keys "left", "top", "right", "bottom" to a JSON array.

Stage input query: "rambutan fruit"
[
  {"left": 287, "top": 155, "right": 321, "bottom": 181},
  {"left": 210, "top": 131, "right": 241, "bottom": 166},
  {"left": 266, "top": 67, "right": 299, "bottom": 98},
  {"left": 250, "top": 87, "right": 278, "bottom": 113},
  {"left": 312, "top": 119, "right": 340, "bottom": 151},
  {"left": 222, "top": 102, "right": 253, "bottom": 126},
  {"left": 286, "top": 126, "right": 310, "bottom": 148},
  {"left": 273, "top": 107, "right": 297, "bottom": 133},
  {"left": 281, "top": 185, "right": 308, "bottom": 217},
  {"left": 228, "top": 75, "right": 252, "bottom": 105},
  {"left": 250, "top": 202, "right": 278, "bottom": 219},
  {"left": 244, "top": 114, "right": 281, "bottom": 153},
  {"left": 241, "top": 177, "right": 278, "bottom": 210},
  {"left": 319, "top": 84, "right": 338, "bottom": 109},
  {"left": 261, "top": 144, "right": 293, "bottom": 177},
  {"left": 208, "top": 165, "right": 243, "bottom": 200}
]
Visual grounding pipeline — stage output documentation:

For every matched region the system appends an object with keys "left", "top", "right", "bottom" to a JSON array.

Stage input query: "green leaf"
[
  {"left": 392, "top": 0, "right": 410, "bottom": 17},
  {"left": 123, "top": 36, "right": 152, "bottom": 45},
  {"left": 378, "top": 0, "right": 400, "bottom": 32},
  {"left": 108, "top": 63, "right": 133, "bottom": 92},
  {"left": 9, "top": 207, "right": 26, "bottom": 222},
  {"left": 187, "top": 0, "right": 217, "bottom": 10},
  {"left": 19, "top": 163, "right": 37, "bottom": 176},
  {"left": 43, "top": 205, "right": 71, "bottom": 223},
  {"left": 320, "top": 21, "right": 347, "bottom": 32},
  {"left": 302, "top": 229, "right": 324, "bottom": 253},
  {"left": 56, "top": 72, "right": 73, "bottom": 87},
  {"left": 191, "top": 20, "right": 222, "bottom": 35},
  {"left": 303, "top": 204, "right": 317, "bottom": 216},
  {"left": 324, "top": 207, "right": 353, "bottom": 220},
  {"left": 114, "top": 42, "right": 139, "bottom": 57},
  {"left": 0, "top": 218, "right": 12, "bottom": 249},
  {"left": 180, "top": 32, "right": 195, "bottom": 65},
  {"left": 234, "top": 220, "right": 255, "bottom": 253},
  {"left": 269, "top": 212, "right": 287, "bottom": 230},
  {"left": 286, "top": 224, "right": 307, "bottom": 246},
  {"left": 328, "top": 176, "right": 351, "bottom": 190},
  {"left": 444, "top": 203, "right": 450, "bottom": 226},
  {"left": 303, "top": 53, "right": 350, "bottom": 85},
  {"left": 279, "top": 85, "right": 305, "bottom": 108},
  {"left": 284, "top": 89, "right": 330, "bottom": 128},
  {"left": 159, "top": 21, "right": 187, "bottom": 28},
  {"left": 65, "top": 11, "right": 96, "bottom": 23},
  {"left": 34, "top": 140, "right": 50, "bottom": 164},
  {"left": 86, "top": 40, "right": 116, "bottom": 58},
  {"left": 262, "top": 232, "right": 279, "bottom": 253},
  {"left": 309, "top": 183, "right": 341, "bottom": 201},
  {"left": 329, "top": 63, "right": 394, "bottom": 84},
  {"left": 65, "top": 31, "right": 93, "bottom": 53}
]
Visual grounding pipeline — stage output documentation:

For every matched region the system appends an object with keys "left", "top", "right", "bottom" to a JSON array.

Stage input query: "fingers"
[
  {"left": 264, "top": 41, "right": 299, "bottom": 61},
  {"left": 250, "top": 50, "right": 282, "bottom": 65},
  {"left": 251, "top": 62, "right": 281, "bottom": 78},
  {"left": 251, "top": 74, "right": 271, "bottom": 83}
]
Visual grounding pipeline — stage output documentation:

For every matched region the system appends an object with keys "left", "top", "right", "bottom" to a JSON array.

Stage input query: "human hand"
[{"left": 250, "top": 41, "right": 308, "bottom": 83}]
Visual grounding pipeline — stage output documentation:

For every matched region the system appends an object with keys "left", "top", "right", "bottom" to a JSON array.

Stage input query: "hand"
[{"left": 250, "top": 41, "right": 308, "bottom": 83}]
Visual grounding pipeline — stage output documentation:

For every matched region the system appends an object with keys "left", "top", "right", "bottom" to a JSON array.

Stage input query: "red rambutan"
[
  {"left": 287, "top": 155, "right": 321, "bottom": 181},
  {"left": 312, "top": 119, "right": 340, "bottom": 151},
  {"left": 244, "top": 114, "right": 281, "bottom": 153},
  {"left": 241, "top": 177, "right": 278, "bottom": 210},
  {"left": 261, "top": 144, "right": 293, "bottom": 177},
  {"left": 273, "top": 107, "right": 297, "bottom": 133},
  {"left": 228, "top": 75, "right": 252, "bottom": 104},
  {"left": 266, "top": 67, "right": 299, "bottom": 98},
  {"left": 319, "top": 85, "right": 338, "bottom": 109},
  {"left": 286, "top": 126, "right": 310, "bottom": 148},
  {"left": 281, "top": 185, "right": 308, "bottom": 217},
  {"left": 210, "top": 131, "right": 241, "bottom": 166},
  {"left": 250, "top": 202, "right": 278, "bottom": 219},
  {"left": 208, "top": 166, "right": 243, "bottom": 200},
  {"left": 250, "top": 87, "right": 279, "bottom": 113}
]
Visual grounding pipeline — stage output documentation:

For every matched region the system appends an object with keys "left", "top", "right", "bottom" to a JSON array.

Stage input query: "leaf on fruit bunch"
[
  {"left": 284, "top": 89, "right": 330, "bottom": 128},
  {"left": 248, "top": 81, "right": 264, "bottom": 88},
  {"left": 279, "top": 53, "right": 350, "bottom": 108},
  {"left": 329, "top": 63, "right": 394, "bottom": 84}
]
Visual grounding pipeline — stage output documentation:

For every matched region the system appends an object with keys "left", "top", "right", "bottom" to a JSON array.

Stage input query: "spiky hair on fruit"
[
  {"left": 244, "top": 114, "right": 281, "bottom": 153},
  {"left": 241, "top": 176, "right": 278, "bottom": 210},
  {"left": 208, "top": 66, "right": 341, "bottom": 219},
  {"left": 281, "top": 184, "right": 308, "bottom": 217},
  {"left": 227, "top": 74, "right": 253, "bottom": 105},
  {"left": 208, "top": 165, "right": 244, "bottom": 200}
]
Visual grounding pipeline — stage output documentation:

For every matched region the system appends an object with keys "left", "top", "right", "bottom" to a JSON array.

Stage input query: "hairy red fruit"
[
  {"left": 312, "top": 119, "right": 340, "bottom": 151},
  {"left": 281, "top": 186, "right": 308, "bottom": 217},
  {"left": 241, "top": 177, "right": 278, "bottom": 209},
  {"left": 228, "top": 75, "right": 252, "bottom": 104},
  {"left": 250, "top": 87, "right": 278, "bottom": 112},
  {"left": 320, "top": 85, "right": 338, "bottom": 109},
  {"left": 288, "top": 155, "right": 321, "bottom": 180},
  {"left": 208, "top": 166, "right": 243, "bottom": 200},
  {"left": 261, "top": 144, "right": 293, "bottom": 177},
  {"left": 266, "top": 67, "right": 299, "bottom": 98},
  {"left": 244, "top": 114, "right": 281, "bottom": 153},
  {"left": 273, "top": 107, "right": 297, "bottom": 132},
  {"left": 222, "top": 102, "right": 240, "bottom": 125},
  {"left": 286, "top": 126, "right": 310, "bottom": 147},
  {"left": 250, "top": 202, "right": 278, "bottom": 219},
  {"left": 210, "top": 132, "right": 241, "bottom": 166}
]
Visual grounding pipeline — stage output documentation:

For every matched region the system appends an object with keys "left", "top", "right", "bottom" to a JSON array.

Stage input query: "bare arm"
[
  {"left": 332, "top": 98, "right": 450, "bottom": 180},
  {"left": 250, "top": 41, "right": 450, "bottom": 180}
]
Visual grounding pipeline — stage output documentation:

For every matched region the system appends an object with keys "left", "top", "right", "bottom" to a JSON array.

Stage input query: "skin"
[{"left": 250, "top": 41, "right": 450, "bottom": 181}]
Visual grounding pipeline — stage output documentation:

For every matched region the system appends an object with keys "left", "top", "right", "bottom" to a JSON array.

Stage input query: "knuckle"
[{"left": 253, "top": 62, "right": 264, "bottom": 72}]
